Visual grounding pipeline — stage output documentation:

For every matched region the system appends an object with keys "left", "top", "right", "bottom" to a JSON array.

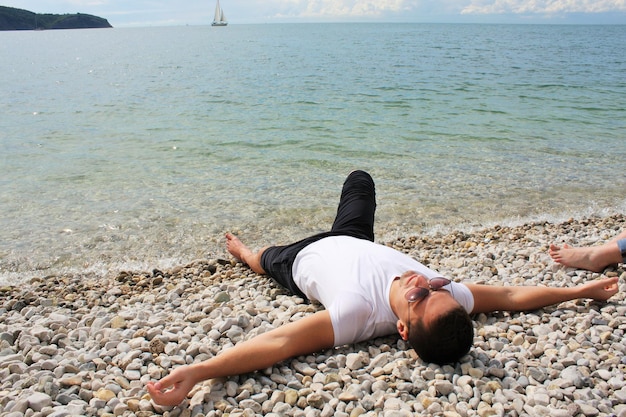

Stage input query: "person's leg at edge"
[
  {"left": 225, "top": 233, "right": 267, "bottom": 275},
  {"left": 549, "top": 230, "right": 626, "bottom": 272}
]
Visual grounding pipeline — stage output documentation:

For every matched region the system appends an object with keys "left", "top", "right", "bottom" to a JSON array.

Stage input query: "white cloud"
[
  {"left": 461, "top": 0, "right": 626, "bottom": 15},
  {"left": 266, "top": 0, "right": 415, "bottom": 19}
]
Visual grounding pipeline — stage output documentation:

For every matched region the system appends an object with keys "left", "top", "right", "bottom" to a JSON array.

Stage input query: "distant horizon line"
[{"left": 110, "top": 21, "right": 626, "bottom": 28}]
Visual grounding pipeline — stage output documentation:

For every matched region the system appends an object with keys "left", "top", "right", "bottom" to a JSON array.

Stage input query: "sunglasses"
[
  {"left": 405, "top": 276, "right": 451, "bottom": 340},
  {"left": 405, "top": 277, "right": 451, "bottom": 303}
]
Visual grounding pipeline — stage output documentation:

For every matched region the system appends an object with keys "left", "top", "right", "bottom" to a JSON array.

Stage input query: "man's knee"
[
  {"left": 345, "top": 170, "right": 374, "bottom": 188},
  {"left": 348, "top": 169, "right": 372, "bottom": 179}
]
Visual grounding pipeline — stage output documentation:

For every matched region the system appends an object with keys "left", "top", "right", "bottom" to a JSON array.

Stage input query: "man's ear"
[{"left": 397, "top": 319, "right": 409, "bottom": 341}]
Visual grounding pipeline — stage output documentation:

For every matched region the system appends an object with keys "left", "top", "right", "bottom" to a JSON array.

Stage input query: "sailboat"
[{"left": 211, "top": 0, "right": 227, "bottom": 26}]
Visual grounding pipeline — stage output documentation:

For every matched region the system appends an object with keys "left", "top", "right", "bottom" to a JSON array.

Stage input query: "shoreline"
[
  {"left": 2, "top": 204, "right": 625, "bottom": 288},
  {"left": 1, "top": 214, "right": 625, "bottom": 416}
]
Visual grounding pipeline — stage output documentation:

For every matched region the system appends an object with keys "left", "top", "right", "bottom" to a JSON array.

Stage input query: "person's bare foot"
[
  {"left": 549, "top": 243, "right": 616, "bottom": 273},
  {"left": 549, "top": 243, "right": 600, "bottom": 272},
  {"left": 225, "top": 233, "right": 267, "bottom": 274},
  {"left": 225, "top": 232, "right": 252, "bottom": 262}
]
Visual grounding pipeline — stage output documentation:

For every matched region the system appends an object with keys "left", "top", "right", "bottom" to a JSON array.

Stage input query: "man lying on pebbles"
[{"left": 147, "top": 170, "right": 620, "bottom": 406}]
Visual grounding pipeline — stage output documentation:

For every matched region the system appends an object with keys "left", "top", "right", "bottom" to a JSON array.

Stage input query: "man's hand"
[
  {"left": 579, "top": 276, "right": 619, "bottom": 301},
  {"left": 147, "top": 365, "right": 198, "bottom": 406},
  {"left": 145, "top": 310, "right": 335, "bottom": 407}
]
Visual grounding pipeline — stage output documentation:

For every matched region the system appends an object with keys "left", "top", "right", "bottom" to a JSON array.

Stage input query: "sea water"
[{"left": 1, "top": 23, "right": 625, "bottom": 284}]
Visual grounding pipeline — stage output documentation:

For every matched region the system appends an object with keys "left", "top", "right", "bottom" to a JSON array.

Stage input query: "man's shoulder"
[
  {"left": 330, "top": 292, "right": 373, "bottom": 320},
  {"left": 328, "top": 292, "right": 381, "bottom": 346}
]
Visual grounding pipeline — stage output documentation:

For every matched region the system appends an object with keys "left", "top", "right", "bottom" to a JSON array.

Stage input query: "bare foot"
[
  {"left": 225, "top": 232, "right": 252, "bottom": 262},
  {"left": 549, "top": 243, "right": 611, "bottom": 273},
  {"left": 225, "top": 233, "right": 267, "bottom": 274}
]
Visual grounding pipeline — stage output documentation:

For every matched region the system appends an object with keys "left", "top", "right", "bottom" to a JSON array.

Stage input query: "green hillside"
[{"left": 0, "top": 5, "right": 112, "bottom": 30}]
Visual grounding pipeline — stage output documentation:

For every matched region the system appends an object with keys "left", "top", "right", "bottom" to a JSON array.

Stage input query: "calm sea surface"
[{"left": 1, "top": 24, "right": 625, "bottom": 284}]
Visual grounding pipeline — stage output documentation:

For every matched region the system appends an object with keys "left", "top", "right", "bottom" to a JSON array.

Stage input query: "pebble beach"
[{"left": 1, "top": 214, "right": 625, "bottom": 417}]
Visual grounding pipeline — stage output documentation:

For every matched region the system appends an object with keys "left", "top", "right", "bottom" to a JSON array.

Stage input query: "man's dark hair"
[{"left": 408, "top": 305, "right": 474, "bottom": 365}]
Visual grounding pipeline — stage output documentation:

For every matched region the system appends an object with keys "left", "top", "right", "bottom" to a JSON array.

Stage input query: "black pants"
[{"left": 260, "top": 170, "right": 376, "bottom": 298}]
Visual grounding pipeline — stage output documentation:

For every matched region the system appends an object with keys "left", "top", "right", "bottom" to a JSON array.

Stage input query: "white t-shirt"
[{"left": 292, "top": 236, "right": 474, "bottom": 346}]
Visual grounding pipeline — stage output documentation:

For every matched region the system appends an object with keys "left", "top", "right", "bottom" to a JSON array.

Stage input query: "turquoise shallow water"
[{"left": 1, "top": 23, "right": 625, "bottom": 284}]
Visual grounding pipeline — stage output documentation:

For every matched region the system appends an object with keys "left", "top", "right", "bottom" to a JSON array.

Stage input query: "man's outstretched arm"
[
  {"left": 147, "top": 310, "right": 335, "bottom": 406},
  {"left": 466, "top": 276, "right": 619, "bottom": 314}
]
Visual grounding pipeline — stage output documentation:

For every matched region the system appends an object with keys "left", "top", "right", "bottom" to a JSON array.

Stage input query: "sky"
[{"left": 2, "top": 0, "right": 626, "bottom": 27}]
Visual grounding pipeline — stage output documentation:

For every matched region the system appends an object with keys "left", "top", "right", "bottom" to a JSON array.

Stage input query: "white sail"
[{"left": 212, "top": 0, "right": 227, "bottom": 26}]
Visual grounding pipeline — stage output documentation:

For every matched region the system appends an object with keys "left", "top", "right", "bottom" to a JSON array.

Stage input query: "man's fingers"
[
  {"left": 605, "top": 277, "right": 619, "bottom": 292},
  {"left": 147, "top": 381, "right": 183, "bottom": 406}
]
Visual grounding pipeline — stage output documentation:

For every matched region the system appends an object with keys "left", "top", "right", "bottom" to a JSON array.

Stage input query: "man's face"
[{"left": 397, "top": 271, "right": 460, "bottom": 338}]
